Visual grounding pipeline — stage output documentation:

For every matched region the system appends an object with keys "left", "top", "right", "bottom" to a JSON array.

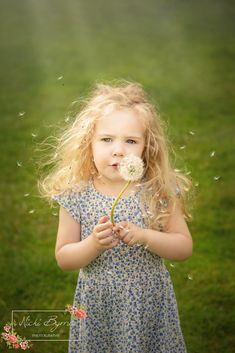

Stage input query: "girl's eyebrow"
[{"left": 97, "top": 133, "right": 143, "bottom": 140}]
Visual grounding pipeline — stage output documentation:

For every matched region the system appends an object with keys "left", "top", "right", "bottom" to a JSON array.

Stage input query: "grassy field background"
[{"left": 0, "top": 0, "right": 234, "bottom": 352}]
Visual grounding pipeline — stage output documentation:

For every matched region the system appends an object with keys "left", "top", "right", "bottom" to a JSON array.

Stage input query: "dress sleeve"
[{"left": 53, "top": 192, "right": 81, "bottom": 223}]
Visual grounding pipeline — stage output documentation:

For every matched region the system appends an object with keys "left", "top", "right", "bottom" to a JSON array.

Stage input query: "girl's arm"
[
  {"left": 142, "top": 202, "right": 193, "bottom": 261},
  {"left": 114, "top": 202, "right": 193, "bottom": 261},
  {"left": 55, "top": 207, "right": 118, "bottom": 271},
  {"left": 55, "top": 207, "right": 104, "bottom": 271}
]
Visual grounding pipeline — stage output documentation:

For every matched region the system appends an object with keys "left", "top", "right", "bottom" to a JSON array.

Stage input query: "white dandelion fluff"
[
  {"left": 187, "top": 274, "right": 193, "bottom": 280},
  {"left": 118, "top": 155, "right": 144, "bottom": 182}
]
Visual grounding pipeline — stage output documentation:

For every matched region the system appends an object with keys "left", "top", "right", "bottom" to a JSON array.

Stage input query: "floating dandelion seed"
[
  {"left": 174, "top": 169, "right": 181, "bottom": 173},
  {"left": 187, "top": 274, "right": 193, "bottom": 280},
  {"left": 170, "top": 263, "right": 176, "bottom": 268},
  {"left": 31, "top": 133, "right": 37, "bottom": 138},
  {"left": 189, "top": 131, "right": 195, "bottom": 135},
  {"left": 18, "top": 111, "right": 25, "bottom": 118},
  {"left": 65, "top": 116, "right": 70, "bottom": 123},
  {"left": 210, "top": 151, "right": 215, "bottom": 157},
  {"left": 195, "top": 182, "right": 199, "bottom": 187},
  {"left": 52, "top": 212, "right": 58, "bottom": 216},
  {"left": 17, "top": 161, "right": 22, "bottom": 167},
  {"left": 186, "top": 171, "right": 191, "bottom": 175},
  {"left": 57, "top": 75, "right": 63, "bottom": 80},
  {"left": 214, "top": 176, "right": 221, "bottom": 181},
  {"left": 180, "top": 145, "right": 186, "bottom": 150},
  {"left": 29, "top": 209, "right": 35, "bottom": 214},
  {"left": 24, "top": 193, "right": 30, "bottom": 197}
]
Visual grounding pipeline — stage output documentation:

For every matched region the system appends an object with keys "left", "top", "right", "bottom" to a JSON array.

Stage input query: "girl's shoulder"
[{"left": 53, "top": 180, "right": 90, "bottom": 202}]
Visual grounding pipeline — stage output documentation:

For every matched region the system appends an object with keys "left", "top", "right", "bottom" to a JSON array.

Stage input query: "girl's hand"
[
  {"left": 91, "top": 215, "right": 120, "bottom": 251},
  {"left": 113, "top": 221, "right": 145, "bottom": 247}
]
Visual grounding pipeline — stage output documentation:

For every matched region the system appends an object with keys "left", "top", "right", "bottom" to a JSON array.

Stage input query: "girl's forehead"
[{"left": 94, "top": 109, "right": 146, "bottom": 132}]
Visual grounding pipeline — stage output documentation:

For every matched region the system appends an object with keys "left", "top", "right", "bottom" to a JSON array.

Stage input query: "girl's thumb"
[{"left": 98, "top": 215, "right": 109, "bottom": 224}]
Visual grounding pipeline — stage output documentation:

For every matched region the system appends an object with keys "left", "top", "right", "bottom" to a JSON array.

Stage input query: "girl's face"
[{"left": 91, "top": 109, "right": 145, "bottom": 185}]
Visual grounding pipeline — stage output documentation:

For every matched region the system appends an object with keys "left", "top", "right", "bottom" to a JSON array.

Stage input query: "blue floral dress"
[{"left": 54, "top": 179, "right": 187, "bottom": 353}]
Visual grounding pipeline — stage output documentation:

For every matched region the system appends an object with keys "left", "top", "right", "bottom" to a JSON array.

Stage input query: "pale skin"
[{"left": 55, "top": 109, "right": 193, "bottom": 271}]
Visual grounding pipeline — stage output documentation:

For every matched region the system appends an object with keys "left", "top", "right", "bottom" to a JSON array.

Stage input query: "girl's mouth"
[{"left": 110, "top": 163, "right": 120, "bottom": 169}]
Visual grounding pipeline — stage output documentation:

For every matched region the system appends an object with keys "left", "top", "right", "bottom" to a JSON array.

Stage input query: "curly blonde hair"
[{"left": 38, "top": 79, "right": 193, "bottom": 231}]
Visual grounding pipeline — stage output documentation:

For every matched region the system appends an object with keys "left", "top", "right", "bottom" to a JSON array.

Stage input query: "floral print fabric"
[{"left": 54, "top": 179, "right": 187, "bottom": 353}]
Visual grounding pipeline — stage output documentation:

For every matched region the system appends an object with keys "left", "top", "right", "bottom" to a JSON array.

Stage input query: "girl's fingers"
[
  {"left": 96, "top": 228, "right": 114, "bottom": 239},
  {"left": 96, "top": 222, "right": 113, "bottom": 232},
  {"left": 100, "top": 235, "right": 118, "bottom": 246},
  {"left": 116, "top": 221, "right": 129, "bottom": 229},
  {"left": 98, "top": 215, "right": 109, "bottom": 224}
]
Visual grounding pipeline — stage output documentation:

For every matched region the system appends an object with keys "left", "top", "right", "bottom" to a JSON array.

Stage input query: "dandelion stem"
[{"left": 110, "top": 181, "right": 131, "bottom": 225}]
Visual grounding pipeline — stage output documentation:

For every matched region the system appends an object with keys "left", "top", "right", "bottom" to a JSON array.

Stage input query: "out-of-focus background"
[{"left": 0, "top": 0, "right": 234, "bottom": 352}]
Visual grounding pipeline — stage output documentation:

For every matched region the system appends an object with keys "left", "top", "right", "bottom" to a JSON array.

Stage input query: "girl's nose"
[
  {"left": 112, "top": 143, "right": 124, "bottom": 157},
  {"left": 112, "top": 151, "right": 123, "bottom": 157}
]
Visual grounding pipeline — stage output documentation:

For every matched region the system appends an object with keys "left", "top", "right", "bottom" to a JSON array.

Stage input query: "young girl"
[{"left": 39, "top": 80, "right": 193, "bottom": 353}]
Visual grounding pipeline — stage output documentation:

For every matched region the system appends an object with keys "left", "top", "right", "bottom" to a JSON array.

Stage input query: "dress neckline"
[{"left": 89, "top": 178, "right": 142, "bottom": 200}]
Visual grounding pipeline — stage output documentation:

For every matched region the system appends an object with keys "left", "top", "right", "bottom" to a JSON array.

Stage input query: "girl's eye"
[
  {"left": 101, "top": 138, "right": 112, "bottom": 142},
  {"left": 127, "top": 139, "right": 136, "bottom": 144}
]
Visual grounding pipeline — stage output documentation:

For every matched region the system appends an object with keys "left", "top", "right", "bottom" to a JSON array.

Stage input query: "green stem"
[{"left": 110, "top": 180, "right": 131, "bottom": 225}]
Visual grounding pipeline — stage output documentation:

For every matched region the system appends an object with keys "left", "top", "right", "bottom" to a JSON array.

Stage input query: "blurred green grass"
[{"left": 0, "top": 0, "right": 234, "bottom": 352}]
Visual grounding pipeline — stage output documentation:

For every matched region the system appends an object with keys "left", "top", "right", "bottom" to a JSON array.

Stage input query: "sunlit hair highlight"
[{"left": 38, "top": 79, "right": 193, "bottom": 230}]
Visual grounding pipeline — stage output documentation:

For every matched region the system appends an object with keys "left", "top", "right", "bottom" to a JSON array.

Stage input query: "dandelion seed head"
[
  {"left": 189, "top": 131, "right": 195, "bottom": 135},
  {"left": 29, "top": 209, "right": 35, "bottom": 214},
  {"left": 187, "top": 274, "right": 193, "bottom": 280},
  {"left": 24, "top": 193, "right": 30, "bottom": 197},
  {"left": 180, "top": 145, "right": 186, "bottom": 150},
  {"left": 118, "top": 155, "right": 144, "bottom": 182},
  {"left": 17, "top": 161, "right": 22, "bottom": 167},
  {"left": 18, "top": 112, "right": 25, "bottom": 117},
  {"left": 214, "top": 176, "right": 221, "bottom": 181},
  {"left": 170, "top": 263, "right": 176, "bottom": 268},
  {"left": 57, "top": 75, "right": 63, "bottom": 80}
]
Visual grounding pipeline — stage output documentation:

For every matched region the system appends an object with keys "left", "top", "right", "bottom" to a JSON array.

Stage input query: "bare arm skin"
[
  {"left": 55, "top": 207, "right": 119, "bottom": 272},
  {"left": 114, "top": 202, "right": 193, "bottom": 261}
]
